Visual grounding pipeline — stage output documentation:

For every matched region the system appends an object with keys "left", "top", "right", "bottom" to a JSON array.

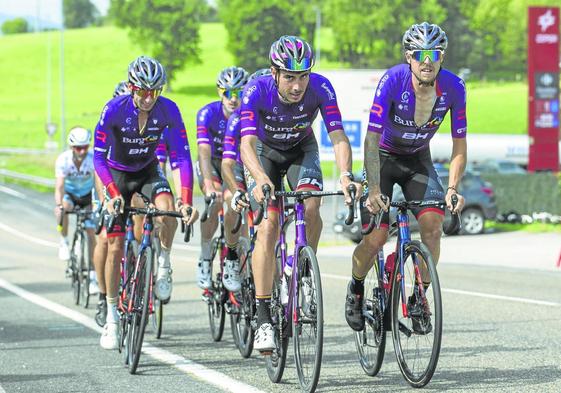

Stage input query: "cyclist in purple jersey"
[
  {"left": 345, "top": 22, "right": 467, "bottom": 332},
  {"left": 196, "top": 66, "right": 249, "bottom": 293},
  {"left": 93, "top": 56, "right": 198, "bottom": 349},
  {"left": 240, "top": 36, "right": 361, "bottom": 352}
]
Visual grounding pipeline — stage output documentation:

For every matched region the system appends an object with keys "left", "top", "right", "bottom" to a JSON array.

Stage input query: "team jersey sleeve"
[
  {"left": 450, "top": 78, "right": 467, "bottom": 138},
  {"left": 155, "top": 130, "right": 168, "bottom": 163},
  {"left": 367, "top": 71, "right": 393, "bottom": 134},
  {"left": 196, "top": 106, "right": 212, "bottom": 146},
  {"left": 54, "top": 153, "right": 66, "bottom": 178},
  {"left": 222, "top": 114, "right": 240, "bottom": 161},
  {"left": 166, "top": 102, "right": 193, "bottom": 205},
  {"left": 93, "top": 103, "right": 120, "bottom": 198},
  {"left": 316, "top": 76, "right": 343, "bottom": 133},
  {"left": 240, "top": 81, "right": 259, "bottom": 138}
]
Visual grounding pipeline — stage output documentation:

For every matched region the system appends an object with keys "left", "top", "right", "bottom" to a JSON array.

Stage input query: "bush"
[{"left": 2, "top": 18, "right": 29, "bottom": 35}]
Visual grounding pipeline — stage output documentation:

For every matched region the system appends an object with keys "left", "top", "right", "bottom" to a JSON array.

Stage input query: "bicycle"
[
  {"left": 356, "top": 194, "right": 460, "bottom": 387},
  {"left": 200, "top": 193, "right": 249, "bottom": 343},
  {"left": 106, "top": 196, "right": 192, "bottom": 374},
  {"left": 59, "top": 207, "right": 94, "bottom": 308},
  {"left": 256, "top": 181, "right": 356, "bottom": 393}
]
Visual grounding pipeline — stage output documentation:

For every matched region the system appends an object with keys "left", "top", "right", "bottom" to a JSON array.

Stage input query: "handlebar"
[
  {"left": 105, "top": 199, "right": 121, "bottom": 233},
  {"left": 442, "top": 194, "right": 461, "bottom": 235},
  {"left": 232, "top": 192, "right": 249, "bottom": 234},
  {"left": 344, "top": 184, "right": 356, "bottom": 226},
  {"left": 253, "top": 184, "right": 271, "bottom": 226},
  {"left": 200, "top": 192, "right": 216, "bottom": 223},
  {"left": 180, "top": 206, "right": 193, "bottom": 242}
]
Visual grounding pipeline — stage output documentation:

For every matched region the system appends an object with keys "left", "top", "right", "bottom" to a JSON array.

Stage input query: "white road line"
[
  {"left": 0, "top": 384, "right": 6, "bottom": 393},
  {"left": 0, "top": 222, "right": 58, "bottom": 248},
  {"left": 321, "top": 273, "right": 561, "bottom": 307},
  {"left": 0, "top": 277, "right": 265, "bottom": 393},
  {"left": 0, "top": 185, "right": 52, "bottom": 209}
]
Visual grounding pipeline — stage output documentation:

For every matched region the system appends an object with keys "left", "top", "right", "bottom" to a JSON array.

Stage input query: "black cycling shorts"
[
  {"left": 246, "top": 135, "right": 323, "bottom": 211},
  {"left": 106, "top": 160, "right": 172, "bottom": 235},
  {"left": 360, "top": 148, "right": 445, "bottom": 228},
  {"left": 196, "top": 157, "right": 246, "bottom": 192}
]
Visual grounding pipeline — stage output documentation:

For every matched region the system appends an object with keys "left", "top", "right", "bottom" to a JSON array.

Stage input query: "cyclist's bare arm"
[
  {"left": 221, "top": 158, "right": 240, "bottom": 195},
  {"left": 363, "top": 132, "right": 388, "bottom": 213},
  {"left": 198, "top": 144, "right": 216, "bottom": 194},
  {"left": 54, "top": 176, "right": 65, "bottom": 207},
  {"left": 328, "top": 129, "right": 361, "bottom": 202},
  {"left": 447, "top": 137, "right": 467, "bottom": 212},
  {"left": 240, "top": 135, "right": 273, "bottom": 202}
]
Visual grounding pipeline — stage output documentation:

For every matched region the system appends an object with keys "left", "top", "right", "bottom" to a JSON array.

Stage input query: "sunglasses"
[
  {"left": 219, "top": 88, "right": 242, "bottom": 100},
  {"left": 410, "top": 50, "right": 443, "bottom": 63},
  {"left": 131, "top": 86, "right": 163, "bottom": 99},
  {"left": 73, "top": 145, "right": 89, "bottom": 151}
]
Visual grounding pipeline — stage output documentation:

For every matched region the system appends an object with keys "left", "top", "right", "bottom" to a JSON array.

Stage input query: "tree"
[
  {"left": 218, "top": 0, "right": 318, "bottom": 71},
  {"left": 110, "top": 0, "right": 207, "bottom": 89},
  {"left": 64, "top": 0, "right": 96, "bottom": 28},
  {"left": 325, "top": 0, "right": 447, "bottom": 68},
  {"left": 1, "top": 18, "right": 29, "bottom": 35}
]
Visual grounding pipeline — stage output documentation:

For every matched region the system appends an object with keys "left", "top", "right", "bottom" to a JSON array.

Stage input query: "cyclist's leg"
[
  {"left": 401, "top": 149, "right": 444, "bottom": 283},
  {"left": 57, "top": 194, "right": 74, "bottom": 261},
  {"left": 198, "top": 159, "right": 222, "bottom": 254},
  {"left": 131, "top": 194, "right": 144, "bottom": 243},
  {"left": 285, "top": 137, "right": 323, "bottom": 252}
]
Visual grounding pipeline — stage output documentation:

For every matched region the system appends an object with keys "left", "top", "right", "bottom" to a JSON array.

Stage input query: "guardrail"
[{"left": 0, "top": 169, "right": 55, "bottom": 187}]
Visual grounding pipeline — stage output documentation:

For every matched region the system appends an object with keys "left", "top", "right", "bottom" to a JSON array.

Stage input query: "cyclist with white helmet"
[
  {"left": 113, "top": 81, "right": 130, "bottom": 97},
  {"left": 94, "top": 55, "right": 198, "bottom": 349},
  {"left": 196, "top": 66, "right": 249, "bottom": 293},
  {"left": 54, "top": 126, "right": 99, "bottom": 292},
  {"left": 240, "top": 36, "right": 361, "bottom": 352},
  {"left": 345, "top": 22, "right": 467, "bottom": 333}
]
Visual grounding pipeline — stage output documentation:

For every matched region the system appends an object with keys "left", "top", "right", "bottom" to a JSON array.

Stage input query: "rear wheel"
[
  {"left": 391, "top": 240, "right": 442, "bottom": 387},
  {"left": 71, "top": 232, "right": 83, "bottom": 305},
  {"left": 80, "top": 232, "right": 92, "bottom": 308},
  {"left": 231, "top": 237, "right": 254, "bottom": 358},
  {"left": 151, "top": 241, "right": 163, "bottom": 339},
  {"left": 355, "top": 258, "right": 386, "bottom": 376},
  {"left": 293, "top": 246, "right": 323, "bottom": 392},
  {"left": 208, "top": 237, "right": 225, "bottom": 342}
]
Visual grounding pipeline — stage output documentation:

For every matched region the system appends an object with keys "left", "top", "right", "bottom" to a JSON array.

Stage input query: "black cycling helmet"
[
  {"left": 128, "top": 55, "right": 167, "bottom": 90},
  {"left": 403, "top": 22, "right": 448, "bottom": 51},
  {"left": 269, "top": 35, "right": 315, "bottom": 72}
]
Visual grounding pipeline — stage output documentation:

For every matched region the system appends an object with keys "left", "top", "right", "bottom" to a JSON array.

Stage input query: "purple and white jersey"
[
  {"left": 196, "top": 101, "right": 228, "bottom": 159},
  {"left": 368, "top": 64, "right": 467, "bottom": 154},
  {"left": 240, "top": 73, "right": 343, "bottom": 150},
  {"left": 155, "top": 127, "right": 181, "bottom": 169},
  {"left": 222, "top": 110, "right": 241, "bottom": 164},
  {"left": 93, "top": 94, "right": 193, "bottom": 201}
]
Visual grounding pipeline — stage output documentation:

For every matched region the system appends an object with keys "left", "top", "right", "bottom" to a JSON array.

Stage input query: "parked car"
[
  {"left": 333, "top": 169, "right": 498, "bottom": 243},
  {"left": 472, "top": 159, "right": 526, "bottom": 175}
]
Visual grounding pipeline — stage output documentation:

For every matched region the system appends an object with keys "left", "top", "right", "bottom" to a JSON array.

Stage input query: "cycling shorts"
[
  {"left": 360, "top": 148, "right": 445, "bottom": 228},
  {"left": 196, "top": 157, "right": 246, "bottom": 192},
  {"left": 63, "top": 193, "right": 95, "bottom": 229}
]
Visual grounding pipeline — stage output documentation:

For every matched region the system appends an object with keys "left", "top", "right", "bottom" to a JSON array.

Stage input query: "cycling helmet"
[
  {"left": 128, "top": 56, "right": 167, "bottom": 90},
  {"left": 216, "top": 66, "right": 249, "bottom": 90},
  {"left": 249, "top": 68, "right": 272, "bottom": 82},
  {"left": 269, "top": 35, "right": 315, "bottom": 72},
  {"left": 402, "top": 22, "right": 448, "bottom": 51},
  {"left": 67, "top": 127, "right": 91, "bottom": 146},
  {"left": 113, "top": 81, "right": 130, "bottom": 97}
]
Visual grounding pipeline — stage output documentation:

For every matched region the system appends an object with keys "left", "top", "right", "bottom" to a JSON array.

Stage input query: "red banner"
[{"left": 528, "top": 7, "right": 560, "bottom": 172}]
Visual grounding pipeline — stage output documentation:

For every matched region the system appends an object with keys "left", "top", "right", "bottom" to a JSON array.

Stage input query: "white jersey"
[{"left": 55, "top": 150, "right": 94, "bottom": 197}]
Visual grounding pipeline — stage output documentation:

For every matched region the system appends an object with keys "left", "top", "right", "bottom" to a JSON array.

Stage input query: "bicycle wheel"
[
  {"left": 71, "top": 232, "right": 82, "bottom": 305},
  {"left": 230, "top": 237, "right": 254, "bottom": 358},
  {"left": 355, "top": 260, "right": 386, "bottom": 376},
  {"left": 293, "top": 246, "right": 323, "bottom": 392},
  {"left": 128, "top": 248, "right": 153, "bottom": 374},
  {"left": 207, "top": 237, "right": 225, "bottom": 341},
  {"left": 150, "top": 241, "right": 163, "bottom": 339},
  {"left": 266, "top": 244, "right": 288, "bottom": 383},
  {"left": 80, "top": 233, "right": 92, "bottom": 308},
  {"left": 391, "top": 240, "right": 442, "bottom": 388}
]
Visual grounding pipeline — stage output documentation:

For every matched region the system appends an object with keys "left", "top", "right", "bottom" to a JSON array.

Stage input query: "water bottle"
[
  {"left": 284, "top": 255, "right": 294, "bottom": 277},
  {"left": 384, "top": 252, "right": 396, "bottom": 292}
]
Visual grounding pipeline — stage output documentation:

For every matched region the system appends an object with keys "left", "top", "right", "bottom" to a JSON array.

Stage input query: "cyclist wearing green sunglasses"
[{"left": 346, "top": 22, "right": 468, "bottom": 333}]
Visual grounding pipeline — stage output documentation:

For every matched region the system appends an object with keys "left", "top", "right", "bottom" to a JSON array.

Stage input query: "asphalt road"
[{"left": 1, "top": 183, "right": 560, "bottom": 393}]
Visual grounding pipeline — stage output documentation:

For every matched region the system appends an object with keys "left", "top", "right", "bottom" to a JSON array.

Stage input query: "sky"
[{"left": 0, "top": 0, "right": 110, "bottom": 27}]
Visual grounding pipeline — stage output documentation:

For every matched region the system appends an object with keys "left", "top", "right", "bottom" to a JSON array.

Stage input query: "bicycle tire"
[
  {"left": 355, "top": 260, "right": 386, "bottom": 377},
  {"left": 208, "top": 237, "right": 225, "bottom": 342},
  {"left": 231, "top": 237, "right": 254, "bottom": 358},
  {"left": 150, "top": 238, "right": 163, "bottom": 339},
  {"left": 293, "top": 246, "right": 323, "bottom": 393},
  {"left": 121, "top": 241, "right": 137, "bottom": 365},
  {"left": 391, "top": 240, "right": 442, "bottom": 388},
  {"left": 129, "top": 248, "right": 153, "bottom": 374},
  {"left": 81, "top": 233, "right": 92, "bottom": 309},
  {"left": 71, "top": 232, "right": 82, "bottom": 305},
  {"left": 266, "top": 243, "right": 288, "bottom": 383}
]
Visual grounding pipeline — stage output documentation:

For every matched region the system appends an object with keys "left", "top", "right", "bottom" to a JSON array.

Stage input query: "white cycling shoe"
[
  {"left": 222, "top": 258, "right": 241, "bottom": 292},
  {"left": 155, "top": 266, "right": 172, "bottom": 302},
  {"left": 58, "top": 239, "right": 70, "bottom": 261},
  {"left": 254, "top": 323, "right": 275, "bottom": 353},
  {"left": 100, "top": 322, "right": 119, "bottom": 350},
  {"left": 197, "top": 259, "right": 211, "bottom": 289}
]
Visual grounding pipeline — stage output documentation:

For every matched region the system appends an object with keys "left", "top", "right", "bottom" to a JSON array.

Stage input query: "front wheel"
[
  {"left": 391, "top": 240, "right": 442, "bottom": 388},
  {"left": 207, "top": 237, "right": 225, "bottom": 342},
  {"left": 80, "top": 233, "right": 92, "bottom": 308}
]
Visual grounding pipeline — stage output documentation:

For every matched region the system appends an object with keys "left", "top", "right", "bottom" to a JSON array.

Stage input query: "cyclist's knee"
[
  {"left": 360, "top": 231, "right": 386, "bottom": 253},
  {"left": 162, "top": 215, "right": 178, "bottom": 231}
]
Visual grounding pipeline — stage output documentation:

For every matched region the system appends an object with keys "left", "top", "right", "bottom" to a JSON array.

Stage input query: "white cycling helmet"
[{"left": 67, "top": 127, "right": 91, "bottom": 146}]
